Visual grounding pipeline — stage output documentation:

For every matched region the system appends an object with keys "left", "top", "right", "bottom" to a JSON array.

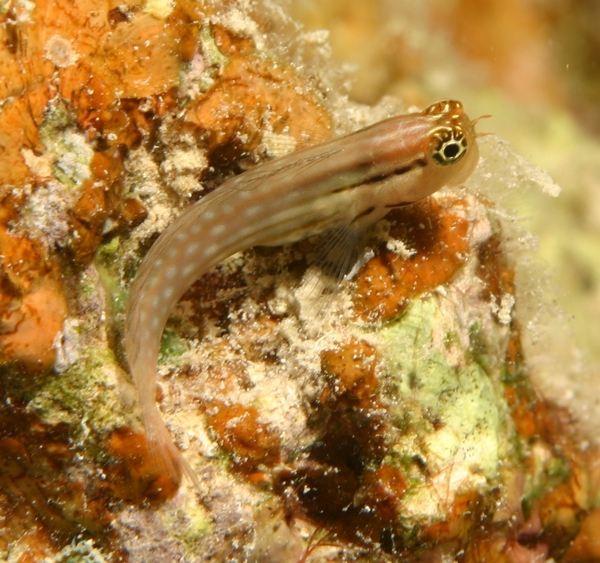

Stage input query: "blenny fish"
[{"left": 124, "top": 100, "right": 480, "bottom": 490}]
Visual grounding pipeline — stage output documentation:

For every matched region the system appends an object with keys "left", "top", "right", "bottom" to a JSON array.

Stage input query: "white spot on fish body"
[
  {"left": 245, "top": 205, "right": 262, "bottom": 217},
  {"left": 167, "top": 246, "right": 180, "bottom": 259},
  {"left": 204, "top": 244, "right": 218, "bottom": 257},
  {"left": 185, "top": 242, "right": 201, "bottom": 256},
  {"left": 210, "top": 224, "right": 226, "bottom": 237},
  {"left": 236, "top": 189, "right": 253, "bottom": 200}
]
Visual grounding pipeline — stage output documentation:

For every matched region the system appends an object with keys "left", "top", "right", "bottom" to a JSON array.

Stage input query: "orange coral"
[
  {"left": 420, "top": 490, "right": 489, "bottom": 544},
  {"left": 68, "top": 149, "right": 147, "bottom": 263},
  {"left": 186, "top": 51, "right": 332, "bottom": 160},
  {"left": 564, "top": 509, "right": 600, "bottom": 562},
  {"left": 201, "top": 399, "right": 282, "bottom": 473},
  {"left": 352, "top": 196, "right": 470, "bottom": 323},
  {"left": 0, "top": 198, "right": 67, "bottom": 373},
  {"left": 321, "top": 337, "right": 379, "bottom": 401}
]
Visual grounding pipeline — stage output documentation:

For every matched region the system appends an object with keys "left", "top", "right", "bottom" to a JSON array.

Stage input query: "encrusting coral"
[{"left": 0, "top": 0, "right": 598, "bottom": 561}]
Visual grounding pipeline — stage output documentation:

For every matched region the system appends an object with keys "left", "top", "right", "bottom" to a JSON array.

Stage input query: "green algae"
[
  {"left": 200, "top": 24, "right": 228, "bottom": 67},
  {"left": 97, "top": 237, "right": 188, "bottom": 363},
  {"left": 160, "top": 503, "right": 213, "bottom": 557},
  {"left": 28, "top": 346, "right": 131, "bottom": 456},
  {"left": 376, "top": 299, "right": 513, "bottom": 521},
  {"left": 158, "top": 326, "right": 189, "bottom": 363}
]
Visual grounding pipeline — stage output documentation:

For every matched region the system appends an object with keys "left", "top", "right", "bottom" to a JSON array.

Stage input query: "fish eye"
[{"left": 430, "top": 127, "right": 468, "bottom": 165}]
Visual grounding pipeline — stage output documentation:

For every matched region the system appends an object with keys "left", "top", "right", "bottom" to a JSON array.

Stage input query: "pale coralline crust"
[{"left": 1, "top": 0, "right": 599, "bottom": 562}]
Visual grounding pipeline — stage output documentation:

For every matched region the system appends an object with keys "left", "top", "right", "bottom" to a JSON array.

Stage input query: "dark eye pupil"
[
  {"left": 431, "top": 129, "right": 467, "bottom": 165},
  {"left": 443, "top": 142, "right": 460, "bottom": 159}
]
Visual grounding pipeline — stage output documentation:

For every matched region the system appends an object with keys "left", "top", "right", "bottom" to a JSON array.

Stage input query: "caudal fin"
[{"left": 143, "top": 404, "right": 204, "bottom": 493}]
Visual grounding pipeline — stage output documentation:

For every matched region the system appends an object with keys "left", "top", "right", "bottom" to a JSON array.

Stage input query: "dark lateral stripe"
[
  {"left": 385, "top": 201, "right": 413, "bottom": 209},
  {"left": 331, "top": 158, "right": 426, "bottom": 194},
  {"left": 351, "top": 206, "right": 376, "bottom": 223},
  {"left": 390, "top": 159, "right": 426, "bottom": 177}
]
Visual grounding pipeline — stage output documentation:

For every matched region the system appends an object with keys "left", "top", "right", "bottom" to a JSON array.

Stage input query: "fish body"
[{"left": 124, "top": 100, "right": 480, "bottom": 489}]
